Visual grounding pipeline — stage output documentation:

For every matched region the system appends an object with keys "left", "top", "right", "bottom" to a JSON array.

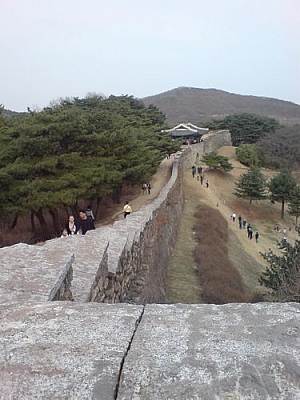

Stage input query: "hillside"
[{"left": 142, "top": 87, "right": 300, "bottom": 127}]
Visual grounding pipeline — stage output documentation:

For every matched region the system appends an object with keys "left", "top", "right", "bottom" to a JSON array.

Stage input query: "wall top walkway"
[{"left": 1, "top": 302, "right": 299, "bottom": 399}]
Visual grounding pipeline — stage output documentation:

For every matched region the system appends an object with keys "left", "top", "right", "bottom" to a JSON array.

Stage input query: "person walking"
[
  {"left": 192, "top": 165, "right": 196, "bottom": 178},
  {"left": 205, "top": 179, "right": 209, "bottom": 188},
  {"left": 247, "top": 226, "right": 253, "bottom": 240},
  {"left": 146, "top": 182, "right": 151, "bottom": 195},
  {"left": 123, "top": 201, "right": 132, "bottom": 219},
  {"left": 238, "top": 215, "right": 242, "bottom": 229},
  {"left": 255, "top": 231, "right": 259, "bottom": 243}
]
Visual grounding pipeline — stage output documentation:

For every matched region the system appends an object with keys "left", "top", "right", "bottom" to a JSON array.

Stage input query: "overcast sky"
[{"left": 1, "top": 0, "right": 299, "bottom": 111}]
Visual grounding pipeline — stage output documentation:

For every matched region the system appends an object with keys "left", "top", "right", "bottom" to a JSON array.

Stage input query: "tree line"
[
  {"left": 0, "top": 96, "right": 180, "bottom": 240},
  {"left": 204, "top": 113, "right": 300, "bottom": 170}
]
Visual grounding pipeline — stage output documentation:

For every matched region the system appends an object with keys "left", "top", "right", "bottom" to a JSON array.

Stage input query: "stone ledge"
[
  {"left": 117, "top": 302, "right": 300, "bottom": 399},
  {"left": 0, "top": 302, "right": 143, "bottom": 400},
  {"left": 0, "top": 302, "right": 299, "bottom": 399}
]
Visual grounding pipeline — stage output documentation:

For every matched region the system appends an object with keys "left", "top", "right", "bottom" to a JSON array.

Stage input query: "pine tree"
[
  {"left": 201, "top": 151, "right": 233, "bottom": 172},
  {"left": 259, "top": 232, "right": 300, "bottom": 302},
  {"left": 269, "top": 169, "right": 297, "bottom": 219},
  {"left": 234, "top": 167, "right": 268, "bottom": 204},
  {"left": 288, "top": 185, "right": 300, "bottom": 226}
]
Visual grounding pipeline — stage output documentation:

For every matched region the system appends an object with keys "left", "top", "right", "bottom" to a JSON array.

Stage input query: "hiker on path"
[
  {"left": 142, "top": 183, "right": 147, "bottom": 195},
  {"left": 200, "top": 174, "right": 204, "bottom": 185},
  {"left": 205, "top": 179, "right": 209, "bottom": 188},
  {"left": 192, "top": 165, "right": 196, "bottom": 178},
  {"left": 123, "top": 201, "right": 132, "bottom": 219},
  {"left": 238, "top": 215, "right": 242, "bottom": 229},
  {"left": 231, "top": 212, "right": 236, "bottom": 222},
  {"left": 146, "top": 182, "right": 151, "bottom": 195},
  {"left": 247, "top": 225, "right": 253, "bottom": 239},
  {"left": 255, "top": 231, "right": 259, "bottom": 243}
]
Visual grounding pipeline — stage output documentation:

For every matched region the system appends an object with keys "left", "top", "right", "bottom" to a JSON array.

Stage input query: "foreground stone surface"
[
  {"left": 0, "top": 302, "right": 143, "bottom": 400},
  {"left": 0, "top": 242, "right": 74, "bottom": 303},
  {"left": 1, "top": 302, "right": 299, "bottom": 399},
  {"left": 118, "top": 303, "right": 300, "bottom": 400}
]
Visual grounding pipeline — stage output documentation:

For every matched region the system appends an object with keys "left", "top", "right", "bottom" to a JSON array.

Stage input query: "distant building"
[{"left": 162, "top": 123, "right": 209, "bottom": 144}]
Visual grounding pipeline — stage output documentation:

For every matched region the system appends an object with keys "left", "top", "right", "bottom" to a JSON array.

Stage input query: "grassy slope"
[
  {"left": 165, "top": 146, "right": 299, "bottom": 303},
  {"left": 164, "top": 182, "right": 202, "bottom": 304}
]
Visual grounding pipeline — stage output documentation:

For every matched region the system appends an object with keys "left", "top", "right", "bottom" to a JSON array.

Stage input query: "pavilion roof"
[{"left": 162, "top": 123, "right": 209, "bottom": 134}]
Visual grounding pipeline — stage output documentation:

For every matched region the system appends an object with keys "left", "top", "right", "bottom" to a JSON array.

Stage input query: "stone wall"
[
  {"left": 0, "top": 130, "right": 232, "bottom": 305},
  {"left": 96, "top": 129, "right": 232, "bottom": 304}
]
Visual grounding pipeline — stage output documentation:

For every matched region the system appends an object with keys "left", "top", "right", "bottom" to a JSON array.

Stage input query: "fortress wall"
[
  {"left": 97, "top": 130, "right": 232, "bottom": 304},
  {"left": 0, "top": 130, "right": 232, "bottom": 305}
]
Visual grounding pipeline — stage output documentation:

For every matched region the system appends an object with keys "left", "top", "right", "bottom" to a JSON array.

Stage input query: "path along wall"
[
  {"left": 0, "top": 130, "right": 231, "bottom": 305},
  {"left": 93, "top": 129, "right": 232, "bottom": 304}
]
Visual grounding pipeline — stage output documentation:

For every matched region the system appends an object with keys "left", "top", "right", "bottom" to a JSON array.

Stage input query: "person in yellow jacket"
[{"left": 123, "top": 201, "right": 132, "bottom": 219}]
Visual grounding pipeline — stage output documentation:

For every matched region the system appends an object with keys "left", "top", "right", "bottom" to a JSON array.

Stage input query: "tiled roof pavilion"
[{"left": 162, "top": 122, "right": 209, "bottom": 138}]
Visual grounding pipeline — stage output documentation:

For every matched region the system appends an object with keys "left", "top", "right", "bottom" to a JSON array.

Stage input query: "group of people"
[
  {"left": 142, "top": 182, "right": 151, "bottom": 195},
  {"left": 192, "top": 165, "right": 208, "bottom": 187},
  {"left": 60, "top": 206, "right": 95, "bottom": 237},
  {"left": 231, "top": 214, "right": 260, "bottom": 243}
]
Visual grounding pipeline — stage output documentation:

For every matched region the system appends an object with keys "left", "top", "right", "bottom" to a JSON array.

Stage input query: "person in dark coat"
[{"left": 78, "top": 210, "right": 95, "bottom": 235}]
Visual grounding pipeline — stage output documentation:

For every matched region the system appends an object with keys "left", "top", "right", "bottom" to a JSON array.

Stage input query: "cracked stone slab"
[
  {"left": 117, "top": 303, "right": 300, "bottom": 400},
  {"left": 0, "top": 302, "right": 143, "bottom": 399}
]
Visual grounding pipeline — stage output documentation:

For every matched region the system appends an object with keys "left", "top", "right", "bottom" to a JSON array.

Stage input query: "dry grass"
[
  {"left": 193, "top": 205, "right": 248, "bottom": 304},
  {"left": 164, "top": 195, "right": 202, "bottom": 304}
]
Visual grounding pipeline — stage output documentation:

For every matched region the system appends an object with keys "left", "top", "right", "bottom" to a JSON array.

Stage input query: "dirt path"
[{"left": 96, "top": 157, "right": 174, "bottom": 226}]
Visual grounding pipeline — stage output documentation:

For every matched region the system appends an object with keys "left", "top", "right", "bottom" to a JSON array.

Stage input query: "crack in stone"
[{"left": 114, "top": 305, "right": 145, "bottom": 399}]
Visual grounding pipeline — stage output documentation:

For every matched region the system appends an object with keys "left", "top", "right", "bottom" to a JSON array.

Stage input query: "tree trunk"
[
  {"left": 11, "top": 214, "right": 19, "bottom": 229},
  {"left": 95, "top": 196, "right": 102, "bottom": 220},
  {"left": 64, "top": 206, "right": 70, "bottom": 219},
  {"left": 71, "top": 203, "right": 79, "bottom": 219},
  {"left": 112, "top": 186, "right": 121, "bottom": 204},
  {"left": 281, "top": 198, "right": 285, "bottom": 219},
  {"left": 49, "top": 208, "right": 61, "bottom": 234},
  {"left": 35, "top": 209, "right": 47, "bottom": 228},
  {"left": 30, "top": 211, "right": 36, "bottom": 232}
]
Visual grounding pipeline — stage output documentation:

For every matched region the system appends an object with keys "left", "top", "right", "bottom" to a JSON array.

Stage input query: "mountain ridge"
[
  {"left": 141, "top": 87, "right": 300, "bottom": 126},
  {"left": 3, "top": 87, "right": 300, "bottom": 126}
]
